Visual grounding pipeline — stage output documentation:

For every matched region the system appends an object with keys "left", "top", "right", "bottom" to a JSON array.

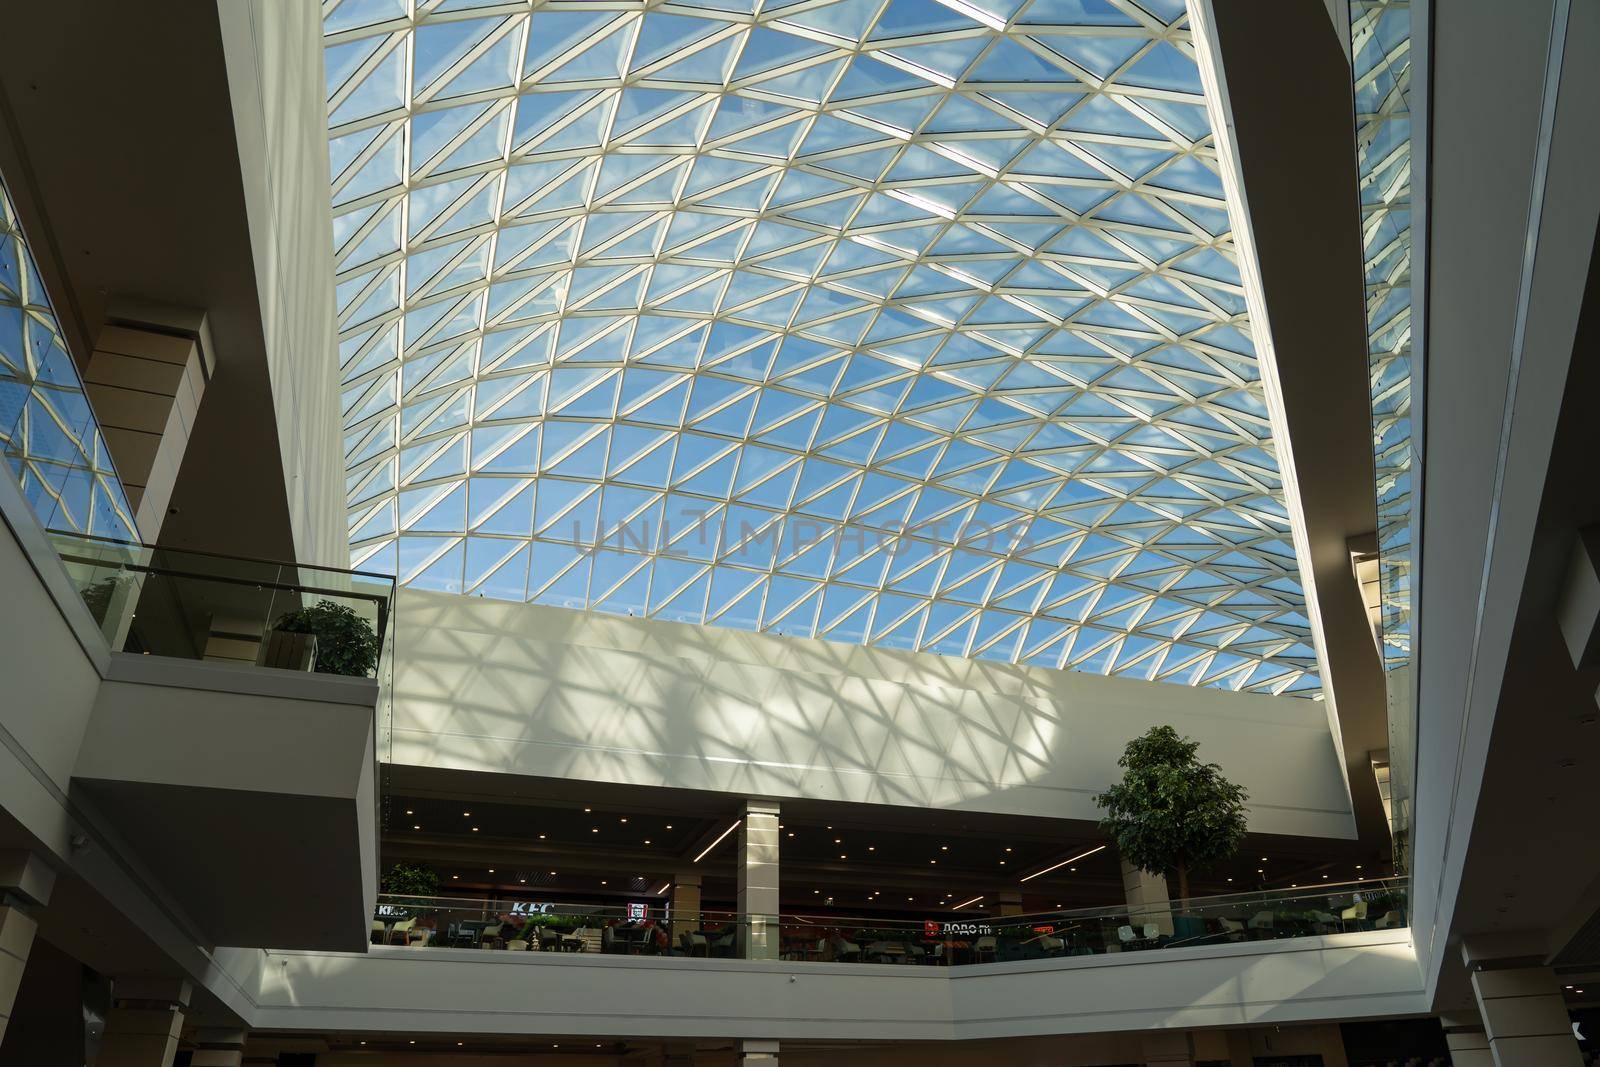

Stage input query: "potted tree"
[
  {"left": 270, "top": 600, "right": 380, "bottom": 676},
  {"left": 1094, "top": 725, "right": 1249, "bottom": 939}
]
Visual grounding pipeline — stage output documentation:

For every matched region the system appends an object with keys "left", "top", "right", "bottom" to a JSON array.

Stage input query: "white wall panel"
[{"left": 393, "top": 589, "right": 1355, "bottom": 835}]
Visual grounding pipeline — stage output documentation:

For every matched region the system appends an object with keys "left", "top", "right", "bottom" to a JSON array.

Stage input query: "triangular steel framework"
[{"left": 322, "top": 0, "right": 1321, "bottom": 695}]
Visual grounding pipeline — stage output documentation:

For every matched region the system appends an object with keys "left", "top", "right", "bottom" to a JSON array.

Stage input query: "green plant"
[
  {"left": 1094, "top": 725, "right": 1249, "bottom": 904},
  {"left": 274, "top": 600, "right": 379, "bottom": 677},
  {"left": 381, "top": 862, "right": 438, "bottom": 904}
]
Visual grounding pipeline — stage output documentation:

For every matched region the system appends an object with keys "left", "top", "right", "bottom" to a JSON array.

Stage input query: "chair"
[
  {"left": 602, "top": 926, "right": 618, "bottom": 954},
  {"left": 505, "top": 939, "right": 529, "bottom": 951},
  {"left": 387, "top": 919, "right": 415, "bottom": 946},
  {"left": 1116, "top": 925, "right": 1136, "bottom": 945},
  {"left": 407, "top": 925, "right": 433, "bottom": 948},
  {"left": 1035, "top": 934, "right": 1065, "bottom": 956},
  {"left": 479, "top": 922, "right": 504, "bottom": 949},
  {"left": 710, "top": 930, "right": 737, "bottom": 958},
  {"left": 973, "top": 936, "right": 997, "bottom": 963},
  {"left": 1376, "top": 910, "right": 1402, "bottom": 929},
  {"left": 371, "top": 921, "right": 388, "bottom": 945},
  {"left": 1339, "top": 901, "right": 1368, "bottom": 923},
  {"left": 1246, "top": 911, "right": 1275, "bottom": 937},
  {"left": 538, "top": 927, "right": 561, "bottom": 952},
  {"left": 1218, "top": 917, "right": 1246, "bottom": 941},
  {"left": 828, "top": 934, "right": 861, "bottom": 962},
  {"left": 680, "top": 931, "right": 708, "bottom": 957},
  {"left": 1142, "top": 923, "right": 1159, "bottom": 941}
]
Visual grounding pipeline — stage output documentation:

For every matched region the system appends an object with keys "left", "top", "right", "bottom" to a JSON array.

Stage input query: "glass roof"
[{"left": 322, "top": 0, "right": 1320, "bottom": 695}]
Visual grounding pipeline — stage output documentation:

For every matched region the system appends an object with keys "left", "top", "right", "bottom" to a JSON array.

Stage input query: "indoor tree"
[{"left": 1094, "top": 725, "right": 1249, "bottom": 903}]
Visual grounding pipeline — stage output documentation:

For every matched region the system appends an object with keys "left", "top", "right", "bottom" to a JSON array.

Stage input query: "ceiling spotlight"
[
  {"left": 1260, "top": 856, "right": 1267, "bottom": 862},
  {"left": 788, "top": 832, "right": 795, "bottom": 838},
  {"left": 584, "top": 807, "right": 591, "bottom": 812},
  {"left": 405, "top": 809, "right": 413, "bottom": 815},
  {"left": 539, "top": 833, "right": 547, "bottom": 839},
  {"left": 463, "top": 812, "right": 471, "bottom": 817},
  {"left": 413, "top": 825, "right": 420, "bottom": 830},
  {"left": 839, "top": 854, "right": 847, "bottom": 859},
  {"left": 940, "top": 845, "right": 948, "bottom": 851},
  {"left": 451, "top": 875, "right": 458, "bottom": 880},
  {"left": 601, "top": 880, "right": 608, "bottom": 885},
  {"left": 592, "top": 828, "right": 599, "bottom": 833},
  {"left": 520, "top": 879, "right": 526, "bottom": 883},
  {"left": 666, "top": 824, "right": 673, "bottom": 829},
  {"left": 834, "top": 838, "right": 841, "bottom": 844},
  {"left": 549, "top": 870, "right": 556, "bottom": 875},
  {"left": 620, "top": 817, "right": 628, "bottom": 823},
  {"left": 488, "top": 869, "right": 495, "bottom": 874},
  {"left": 644, "top": 839, "right": 652, "bottom": 845},
  {"left": 472, "top": 827, "right": 479, "bottom": 832}
]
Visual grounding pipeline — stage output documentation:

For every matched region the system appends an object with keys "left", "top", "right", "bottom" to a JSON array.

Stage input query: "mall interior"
[{"left": 0, "top": 0, "right": 1596, "bottom": 1064}]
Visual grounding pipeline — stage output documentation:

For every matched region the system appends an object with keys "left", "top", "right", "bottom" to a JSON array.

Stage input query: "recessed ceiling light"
[
  {"left": 620, "top": 817, "right": 628, "bottom": 823},
  {"left": 930, "top": 860, "right": 937, "bottom": 864},
  {"left": 451, "top": 875, "right": 458, "bottom": 880},
  {"left": 472, "top": 827, "right": 479, "bottom": 832},
  {"left": 405, "top": 809, "right": 413, "bottom": 815},
  {"left": 834, "top": 838, "right": 841, "bottom": 844},
  {"left": 520, "top": 879, "right": 526, "bottom": 883},
  {"left": 666, "top": 824, "right": 673, "bottom": 829},
  {"left": 813, "top": 890, "right": 820, "bottom": 894},
  {"left": 549, "top": 870, "right": 556, "bottom": 875},
  {"left": 1355, "top": 864, "right": 1364, "bottom": 869},
  {"left": 413, "top": 825, "right": 420, "bottom": 830},
  {"left": 827, "top": 825, "right": 833, "bottom": 830},
  {"left": 1070, "top": 867, "right": 1076, "bottom": 872},
  {"left": 644, "top": 839, "right": 652, "bottom": 845},
  {"left": 1260, "top": 856, "right": 1268, "bottom": 862},
  {"left": 788, "top": 832, "right": 795, "bottom": 838},
  {"left": 489, "top": 869, "right": 495, "bottom": 873},
  {"left": 839, "top": 854, "right": 846, "bottom": 859},
  {"left": 539, "top": 834, "right": 546, "bottom": 840},
  {"left": 463, "top": 811, "right": 471, "bottom": 817},
  {"left": 592, "top": 828, "right": 599, "bottom": 833},
  {"left": 1005, "top": 847, "right": 1012, "bottom": 852},
  {"left": 601, "top": 880, "right": 607, "bottom": 885},
  {"left": 907, "top": 897, "right": 913, "bottom": 901},
  {"left": 584, "top": 807, "right": 591, "bottom": 813},
  {"left": 940, "top": 845, "right": 948, "bottom": 851},
  {"left": 999, "top": 860, "right": 1006, "bottom": 865}
]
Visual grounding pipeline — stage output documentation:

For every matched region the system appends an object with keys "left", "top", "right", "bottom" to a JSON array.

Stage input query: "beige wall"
[{"left": 391, "top": 588, "right": 1356, "bottom": 834}]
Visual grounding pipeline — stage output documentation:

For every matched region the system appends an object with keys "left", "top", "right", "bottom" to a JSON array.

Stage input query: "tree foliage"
[
  {"left": 381, "top": 862, "right": 438, "bottom": 902},
  {"left": 274, "top": 600, "right": 380, "bottom": 677},
  {"left": 1094, "top": 725, "right": 1249, "bottom": 902}
]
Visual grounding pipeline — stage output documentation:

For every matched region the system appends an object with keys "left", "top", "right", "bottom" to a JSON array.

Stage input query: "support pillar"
[
  {"left": 82, "top": 306, "right": 211, "bottom": 542},
  {"left": 736, "top": 800, "right": 780, "bottom": 961},
  {"left": 1140, "top": 1030, "right": 1194, "bottom": 1065},
  {"left": 670, "top": 872, "right": 702, "bottom": 947},
  {"left": 1121, "top": 858, "right": 1174, "bottom": 936},
  {"left": 0, "top": 850, "right": 54, "bottom": 1045},
  {"left": 98, "top": 977, "right": 190, "bottom": 1067},
  {"left": 738, "top": 1038, "right": 779, "bottom": 1064},
  {"left": 191, "top": 1029, "right": 246, "bottom": 1067},
  {"left": 1440, "top": 1010, "right": 1494, "bottom": 1067},
  {"left": 995, "top": 890, "right": 1022, "bottom": 916},
  {"left": 1467, "top": 963, "right": 1582, "bottom": 1066}
]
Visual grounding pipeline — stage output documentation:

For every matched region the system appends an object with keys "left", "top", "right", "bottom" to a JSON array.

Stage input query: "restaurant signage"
[
  {"left": 375, "top": 903, "right": 410, "bottom": 918},
  {"left": 924, "top": 920, "right": 993, "bottom": 937},
  {"left": 508, "top": 901, "right": 555, "bottom": 915},
  {"left": 627, "top": 902, "right": 647, "bottom": 921}
]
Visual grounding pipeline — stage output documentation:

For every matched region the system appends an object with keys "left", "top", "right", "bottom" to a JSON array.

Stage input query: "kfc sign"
[{"left": 508, "top": 901, "right": 555, "bottom": 916}]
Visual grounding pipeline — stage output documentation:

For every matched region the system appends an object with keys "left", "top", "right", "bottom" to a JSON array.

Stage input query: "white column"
[
  {"left": 1440, "top": 1010, "right": 1494, "bottom": 1067},
  {"left": 1468, "top": 964, "right": 1582, "bottom": 1066},
  {"left": 738, "top": 1038, "right": 779, "bottom": 1064},
  {"left": 191, "top": 1028, "right": 247, "bottom": 1067},
  {"left": 1140, "top": 1030, "right": 1194, "bottom": 1065},
  {"left": 0, "top": 849, "right": 54, "bottom": 1046},
  {"left": 98, "top": 977, "right": 190, "bottom": 1067},
  {"left": 737, "top": 800, "right": 780, "bottom": 961},
  {"left": 1122, "top": 858, "right": 1174, "bottom": 936}
]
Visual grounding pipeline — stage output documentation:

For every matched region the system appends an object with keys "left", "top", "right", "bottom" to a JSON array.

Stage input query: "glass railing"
[
  {"left": 51, "top": 531, "right": 395, "bottom": 679},
  {"left": 371, "top": 879, "right": 1406, "bottom": 964}
]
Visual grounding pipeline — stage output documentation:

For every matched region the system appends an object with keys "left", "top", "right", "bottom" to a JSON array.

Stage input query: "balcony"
[
  {"left": 55, "top": 531, "right": 394, "bottom": 951},
  {"left": 368, "top": 879, "right": 1407, "bottom": 965}
]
